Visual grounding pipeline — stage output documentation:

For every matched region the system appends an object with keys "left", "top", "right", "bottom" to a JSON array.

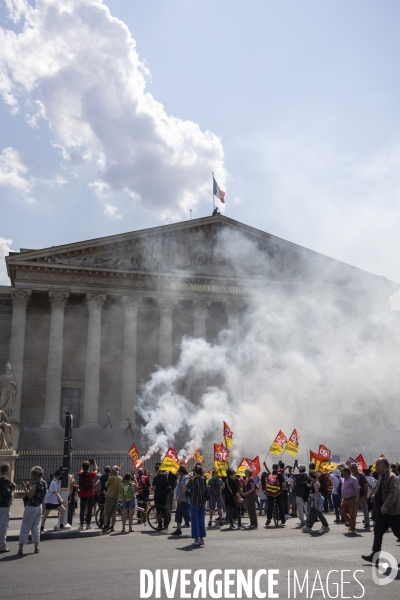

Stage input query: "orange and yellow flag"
[
  {"left": 214, "top": 443, "right": 230, "bottom": 476},
  {"left": 127, "top": 443, "right": 142, "bottom": 469},
  {"left": 269, "top": 430, "right": 287, "bottom": 455},
  {"left": 223, "top": 422, "right": 233, "bottom": 449},
  {"left": 285, "top": 429, "right": 300, "bottom": 456},
  {"left": 192, "top": 448, "right": 205, "bottom": 465},
  {"left": 310, "top": 449, "right": 338, "bottom": 473},
  {"left": 159, "top": 447, "right": 181, "bottom": 474}
]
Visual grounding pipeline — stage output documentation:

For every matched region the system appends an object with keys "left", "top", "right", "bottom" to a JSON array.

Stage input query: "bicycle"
[
  {"left": 95, "top": 500, "right": 123, "bottom": 529},
  {"left": 271, "top": 498, "right": 280, "bottom": 527},
  {"left": 140, "top": 498, "right": 171, "bottom": 531},
  {"left": 95, "top": 497, "right": 171, "bottom": 531}
]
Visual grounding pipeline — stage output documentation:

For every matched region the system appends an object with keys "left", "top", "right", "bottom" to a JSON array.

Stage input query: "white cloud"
[
  {"left": 0, "top": 0, "right": 226, "bottom": 220},
  {"left": 0, "top": 237, "right": 13, "bottom": 285},
  {"left": 0, "top": 147, "right": 35, "bottom": 201},
  {"left": 103, "top": 203, "right": 122, "bottom": 219}
]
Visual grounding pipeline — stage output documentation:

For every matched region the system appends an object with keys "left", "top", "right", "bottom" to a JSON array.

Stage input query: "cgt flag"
[
  {"left": 285, "top": 429, "right": 300, "bottom": 456},
  {"left": 214, "top": 443, "right": 230, "bottom": 476},
  {"left": 318, "top": 444, "right": 332, "bottom": 459},
  {"left": 355, "top": 454, "right": 368, "bottom": 472},
  {"left": 213, "top": 175, "right": 226, "bottom": 204},
  {"left": 236, "top": 458, "right": 252, "bottom": 478},
  {"left": 127, "top": 442, "right": 143, "bottom": 469},
  {"left": 269, "top": 430, "right": 288, "bottom": 455},
  {"left": 310, "top": 450, "right": 338, "bottom": 473},
  {"left": 223, "top": 421, "right": 233, "bottom": 449},
  {"left": 159, "top": 447, "right": 181, "bottom": 474}
]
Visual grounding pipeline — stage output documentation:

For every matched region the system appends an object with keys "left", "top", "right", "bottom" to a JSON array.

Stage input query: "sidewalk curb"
[{"left": 7, "top": 529, "right": 103, "bottom": 542}]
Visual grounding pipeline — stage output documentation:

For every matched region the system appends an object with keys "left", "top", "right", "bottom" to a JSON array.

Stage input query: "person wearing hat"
[
  {"left": 329, "top": 468, "right": 343, "bottom": 523},
  {"left": 41, "top": 469, "right": 65, "bottom": 532},
  {"left": 102, "top": 466, "right": 123, "bottom": 533}
]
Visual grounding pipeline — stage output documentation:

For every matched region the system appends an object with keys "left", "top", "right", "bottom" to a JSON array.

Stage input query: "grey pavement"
[{"left": 1, "top": 512, "right": 399, "bottom": 600}]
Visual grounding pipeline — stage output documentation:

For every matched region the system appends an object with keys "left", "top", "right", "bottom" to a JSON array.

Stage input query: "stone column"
[
  {"left": 158, "top": 298, "right": 176, "bottom": 368},
  {"left": 226, "top": 302, "right": 245, "bottom": 330},
  {"left": 81, "top": 293, "right": 106, "bottom": 428},
  {"left": 193, "top": 300, "right": 211, "bottom": 340},
  {"left": 8, "top": 289, "right": 32, "bottom": 423},
  {"left": 120, "top": 296, "right": 142, "bottom": 428},
  {"left": 41, "top": 291, "right": 69, "bottom": 428},
  {"left": 193, "top": 300, "right": 211, "bottom": 401}
]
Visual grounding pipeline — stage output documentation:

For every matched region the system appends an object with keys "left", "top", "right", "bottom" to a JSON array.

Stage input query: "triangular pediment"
[{"left": 6, "top": 215, "right": 398, "bottom": 290}]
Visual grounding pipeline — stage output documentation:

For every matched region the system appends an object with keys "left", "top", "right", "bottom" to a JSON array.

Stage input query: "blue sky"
[{"left": 1, "top": 0, "right": 400, "bottom": 303}]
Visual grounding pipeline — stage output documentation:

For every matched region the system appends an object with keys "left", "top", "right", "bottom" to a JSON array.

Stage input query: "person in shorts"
[
  {"left": 207, "top": 471, "right": 224, "bottom": 528},
  {"left": 121, "top": 473, "right": 137, "bottom": 533},
  {"left": 41, "top": 469, "right": 65, "bottom": 531},
  {"left": 102, "top": 466, "right": 122, "bottom": 533}
]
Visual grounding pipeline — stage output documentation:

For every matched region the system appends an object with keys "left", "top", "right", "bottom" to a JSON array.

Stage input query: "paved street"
[{"left": 1, "top": 511, "right": 399, "bottom": 599}]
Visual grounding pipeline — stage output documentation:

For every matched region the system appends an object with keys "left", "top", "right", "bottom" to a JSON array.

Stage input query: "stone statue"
[
  {"left": 0, "top": 362, "right": 17, "bottom": 418},
  {"left": 0, "top": 410, "right": 12, "bottom": 450}
]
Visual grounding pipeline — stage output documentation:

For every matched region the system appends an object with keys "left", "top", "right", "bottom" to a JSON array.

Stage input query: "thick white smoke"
[{"left": 137, "top": 229, "right": 400, "bottom": 463}]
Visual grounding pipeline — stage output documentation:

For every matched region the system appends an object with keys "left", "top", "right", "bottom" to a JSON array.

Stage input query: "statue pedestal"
[
  {"left": 0, "top": 449, "right": 19, "bottom": 482},
  {"left": 7, "top": 419, "right": 22, "bottom": 450}
]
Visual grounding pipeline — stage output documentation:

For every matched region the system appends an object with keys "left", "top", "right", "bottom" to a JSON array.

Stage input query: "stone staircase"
[{"left": 18, "top": 424, "right": 142, "bottom": 451}]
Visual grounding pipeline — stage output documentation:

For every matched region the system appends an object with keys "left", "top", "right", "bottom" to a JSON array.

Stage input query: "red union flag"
[
  {"left": 285, "top": 429, "right": 300, "bottom": 456},
  {"left": 269, "top": 430, "right": 287, "bottom": 455},
  {"left": 127, "top": 442, "right": 142, "bottom": 468},
  {"left": 355, "top": 454, "right": 368, "bottom": 472},
  {"left": 318, "top": 445, "right": 332, "bottom": 459},
  {"left": 249, "top": 456, "right": 261, "bottom": 477},
  {"left": 223, "top": 421, "right": 233, "bottom": 448}
]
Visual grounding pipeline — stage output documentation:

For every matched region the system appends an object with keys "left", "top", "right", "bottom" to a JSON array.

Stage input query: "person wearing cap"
[
  {"left": 41, "top": 470, "right": 65, "bottom": 532},
  {"left": 102, "top": 466, "right": 123, "bottom": 533}
]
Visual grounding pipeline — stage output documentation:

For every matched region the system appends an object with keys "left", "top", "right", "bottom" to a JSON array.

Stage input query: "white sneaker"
[
  {"left": 285, "top": 514, "right": 292, "bottom": 519},
  {"left": 319, "top": 526, "right": 330, "bottom": 533},
  {"left": 301, "top": 526, "right": 312, "bottom": 533},
  {"left": 192, "top": 539, "right": 200, "bottom": 545}
]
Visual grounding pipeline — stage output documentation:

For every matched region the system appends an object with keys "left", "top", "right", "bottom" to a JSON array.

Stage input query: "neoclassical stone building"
[{"left": 0, "top": 215, "right": 397, "bottom": 450}]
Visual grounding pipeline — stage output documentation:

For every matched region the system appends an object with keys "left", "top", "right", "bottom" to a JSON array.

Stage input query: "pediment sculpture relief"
[{"left": 33, "top": 226, "right": 304, "bottom": 280}]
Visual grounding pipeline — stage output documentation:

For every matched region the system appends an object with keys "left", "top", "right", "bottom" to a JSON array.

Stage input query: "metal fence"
[{"left": 13, "top": 449, "right": 400, "bottom": 492}]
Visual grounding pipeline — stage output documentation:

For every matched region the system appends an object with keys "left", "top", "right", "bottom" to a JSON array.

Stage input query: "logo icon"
[{"left": 372, "top": 551, "right": 399, "bottom": 586}]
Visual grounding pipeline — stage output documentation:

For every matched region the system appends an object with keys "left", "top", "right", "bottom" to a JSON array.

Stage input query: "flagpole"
[{"left": 212, "top": 172, "right": 215, "bottom": 210}]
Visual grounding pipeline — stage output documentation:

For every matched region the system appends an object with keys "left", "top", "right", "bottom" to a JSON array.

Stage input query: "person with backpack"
[
  {"left": 77, "top": 458, "right": 98, "bottom": 530},
  {"left": 207, "top": 470, "right": 224, "bottom": 528},
  {"left": 121, "top": 473, "right": 137, "bottom": 533},
  {"left": 102, "top": 466, "right": 123, "bottom": 533},
  {"left": 330, "top": 468, "right": 343, "bottom": 522}
]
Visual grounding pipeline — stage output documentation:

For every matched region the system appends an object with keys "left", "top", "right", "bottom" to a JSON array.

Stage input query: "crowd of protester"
[{"left": 0, "top": 456, "right": 399, "bottom": 563}]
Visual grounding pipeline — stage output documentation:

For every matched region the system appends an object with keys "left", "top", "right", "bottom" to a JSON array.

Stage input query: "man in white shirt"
[{"left": 41, "top": 470, "right": 65, "bottom": 531}]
